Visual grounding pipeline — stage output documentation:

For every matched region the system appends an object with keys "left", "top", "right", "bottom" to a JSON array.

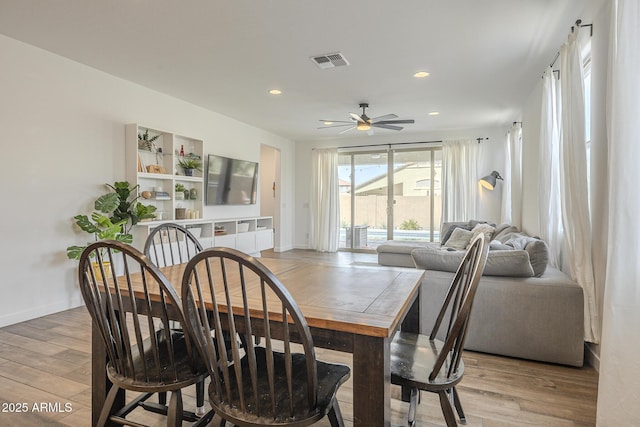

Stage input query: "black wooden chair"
[
  {"left": 144, "top": 222, "right": 204, "bottom": 268},
  {"left": 78, "top": 240, "right": 213, "bottom": 427},
  {"left": 390, "top": 233, "right": 488, "bottom": 427},
  {"left": 180, "top": 247, "right": 351, "bottom": 427},
  {"left": 144, "top": 223, "right": 207, "bottom": 416}
]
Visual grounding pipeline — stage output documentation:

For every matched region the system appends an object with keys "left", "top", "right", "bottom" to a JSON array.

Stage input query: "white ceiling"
[{"left": 0, "top": 0, "right": 601, "bottom": 141}]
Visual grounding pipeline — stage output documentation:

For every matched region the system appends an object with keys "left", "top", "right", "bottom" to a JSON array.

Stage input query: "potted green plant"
[
  {"left": 178, "top": 158, "right": 202, "bottom": 176},
  {"left": 138, "top": 128, "right": 161, "bottom": 151},
  {"left": 175, "top": 183, "right": 186, "bottom": 200},
  {"left": 66, "top": 181, "right": 157, "bottom": 260}
]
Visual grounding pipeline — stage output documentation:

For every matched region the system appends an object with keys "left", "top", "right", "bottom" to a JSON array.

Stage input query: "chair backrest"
[
  {"left": 78, "top": 240, "right": 199, "bottom": 385},
  {"left": 144, "top": 223, "right": 203, "bottom": 268},
  {"left": 180, "top": 247, "right": 318, "bottom": 423},
  {"left": 429, "top": 233, "right": 488, "bottom": 382}
]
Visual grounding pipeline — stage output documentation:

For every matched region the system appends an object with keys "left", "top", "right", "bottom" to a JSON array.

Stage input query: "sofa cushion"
[
  {"left": 469, "top": 223, "right": 495, "bottom": 246},
  {"left": 524, "top": 238, "right": 550, "bottom": 277},
  {"left": 411, "top": 246, "right": 535, "bottom": 277},
  {"left": 440, "top": 222, "right": 471, "bottom": 245},
  {"left": 443, "top": 227, "right": 474, "bottom": 250}
]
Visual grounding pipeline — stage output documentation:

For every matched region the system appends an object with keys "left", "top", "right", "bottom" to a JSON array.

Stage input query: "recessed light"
[
  {"left": 428, "top": 111, "right": 440, "bottom": 116},
  {"left": 413, "top": 71, "right": 430, "bottom": 78},
  {"left": 269, "top": 89, "right": 282, "bottom": 95}
]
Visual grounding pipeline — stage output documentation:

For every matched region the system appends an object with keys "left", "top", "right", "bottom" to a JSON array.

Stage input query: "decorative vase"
[
  {"left": 91, "top": 261, "right": 112, "bottom": 279},
  {"left": 175, "top": 192, "right": 185, "bottom": 200},
  {"left": 184, "top": 168, "right": 194, "bottom": 176},
  {"left": 190, "top": 188, "right": 197, "bottom": 200}
]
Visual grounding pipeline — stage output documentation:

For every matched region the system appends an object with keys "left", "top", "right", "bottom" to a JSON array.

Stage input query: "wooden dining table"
[{"left": 91, "top": 256, "right": 424, "bottom": 427}]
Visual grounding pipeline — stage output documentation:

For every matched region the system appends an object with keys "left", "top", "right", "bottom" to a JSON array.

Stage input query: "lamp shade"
[{"left": 479, "top": 171, "right": 503, "bottom": 190}]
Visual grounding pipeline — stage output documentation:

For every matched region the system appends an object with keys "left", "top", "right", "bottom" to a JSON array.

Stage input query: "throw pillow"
[
  {"left": 468, "top": 223, "right": 495, "bottom": 247},
  {"left": 440, "top": 223, "right": 471, "bottom": 245},
  {"left": 444, "top": 227, "right": 473, "bottom": 250},
  {"left": 489, "top": 239, "right": 511, "bottom": 250}
]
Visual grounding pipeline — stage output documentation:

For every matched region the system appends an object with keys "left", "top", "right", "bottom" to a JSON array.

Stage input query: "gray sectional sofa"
[{"left": 377, "top": 221, "right": 585, "bottom": 367}]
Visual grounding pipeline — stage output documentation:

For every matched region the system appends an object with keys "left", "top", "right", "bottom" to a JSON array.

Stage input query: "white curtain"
[
  {"left": 442, "top": 139, "right": 478, "bottom": 222},
  {"left": 538, "top": 68, "right": 563, "bottom": 269},
  {"left": 309, "top": 148, "right": 340, "bottom": 252},
  {"left": 559, "top": 26, "right": 599, "bottom": 343},
  {"left": 598, "top": 0, "right": 640, "bottom": 423},
  {"left": 501, "top": 123, "right": 523, "bottom": 228}
]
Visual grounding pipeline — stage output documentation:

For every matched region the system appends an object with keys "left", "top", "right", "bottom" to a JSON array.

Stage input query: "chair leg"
[
  {"left": 97, "top": 385, "right": 121, "bottom": 427},
  {"left": 167, "top": 390, "right": 183, "bottom": 427},
  {"left": 327, "top": 398, "right": 345, "bottom": 427},
  {"left": 159, "top": 391, "right": 167, "bottom": 405},
  {"left": 452, "top": 387, "right": 466, "bottom": 424},
  {"left": 438, "top": 390, "right": 458, "bottom": 427},
  {"left": 196, "top": 379, "right": 205, "bottom": 415},
  {"left": 407, "top": 387, "right": 419, "bottom": 427}
]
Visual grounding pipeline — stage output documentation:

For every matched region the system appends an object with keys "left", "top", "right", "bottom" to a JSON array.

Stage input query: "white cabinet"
[
  {"left": 134, "top": 216, "right": 274, "bottom": 257},
  {"left": 125, "top": 124, "right": 204, "bottom": 222},
  {"left": 212, "top": 217, "right": 273, "bottom": 256}
]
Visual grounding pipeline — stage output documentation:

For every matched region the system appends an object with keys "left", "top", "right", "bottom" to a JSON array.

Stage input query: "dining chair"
[
  {"left": 180, "top": 247, "right": 351, "bottom": 427},
  {"left": 78, "top": 240, "right": 213, "bottom": 427},
  {"left": 144, "top": 222, "right": 204, "bottom": 268},
  {"left": 144, "top": 222, "right": 207, "bottom": 416},
  {"left": 390, "top": 233, "right": 489, "bottom": 427}
]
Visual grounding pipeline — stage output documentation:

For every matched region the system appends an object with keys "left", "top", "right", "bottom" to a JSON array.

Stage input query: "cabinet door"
[
  {"left": 236, "top": 232, "right": 257, "bottom": 254},
  {"left": 256, "top": 230, "right": 274, "bottom": 251},
  {"left": 214, "top": 234, "right": 236, "bottom": 249}
]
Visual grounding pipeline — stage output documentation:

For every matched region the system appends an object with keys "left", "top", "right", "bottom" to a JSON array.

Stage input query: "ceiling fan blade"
[
  {"left": 350, "top": 112, "right": 365, "bottom": 123},
  {"left": 317, "top": 123, "right": 356, "bottom": 129},
  {"left": 375, "top": 119, "right": 415, "bottom": 125},
  {"left": 371, "top": 114, "right": 398, "bottom": 122},
  {"left": 319, "top": 120, "right": 354, "bottom": 124},
  {"left": 372, "top": 123, "right": 403, "bottom": 131},
  {"left": 339, "top": 126, "right": 356, "bottom": 134}
]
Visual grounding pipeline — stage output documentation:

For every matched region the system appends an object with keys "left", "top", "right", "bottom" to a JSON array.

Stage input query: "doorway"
[
  {"left": 260, "top": 144, "right": 280, "bottom": 250},
  {"left": 338, "top": 146, "right": 442, "bottom": 251}
]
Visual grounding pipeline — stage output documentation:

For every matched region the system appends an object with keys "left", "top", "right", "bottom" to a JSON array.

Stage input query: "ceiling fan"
[{"left": 318, "top": 103, "right": 415, "bottom": 135}]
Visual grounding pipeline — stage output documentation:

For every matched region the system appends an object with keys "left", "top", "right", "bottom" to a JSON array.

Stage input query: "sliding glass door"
[{"left": 338, "top": 145, "right": 441, "bottom": 251}]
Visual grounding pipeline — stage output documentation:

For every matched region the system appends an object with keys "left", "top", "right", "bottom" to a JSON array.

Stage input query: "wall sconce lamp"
[{"left": 479, "top": 171, "right": 503, "bottom": 190}]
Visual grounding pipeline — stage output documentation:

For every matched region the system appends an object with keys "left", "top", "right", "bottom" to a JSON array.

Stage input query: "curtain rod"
[
  {"left": 313, "top": 140, "right": 443, "bottom": 150},
  {"left": 547, "top": 19, "right": 593, "bottom": 71}
]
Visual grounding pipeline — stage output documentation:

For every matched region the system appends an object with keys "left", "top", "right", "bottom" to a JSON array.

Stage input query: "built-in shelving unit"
[
  {"left": 125, "top": 123, "right": 204, "bottom": 222},
  {"left": 133, "top": 216, "right": 274, "bottom": 257},
  {"left": 126, "top": 123, "right": 274, "bottom": 256}
]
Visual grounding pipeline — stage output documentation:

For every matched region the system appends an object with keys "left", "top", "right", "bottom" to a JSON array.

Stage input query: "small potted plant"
[
  {"left": 178, "top": 158, "right": 202, "bottom": 176},
  {"left": 138, "top": 128, "right": 162, "bottom": 151},
  {"left": 175, "top": 183, "right": 186, "bottom": 200}
]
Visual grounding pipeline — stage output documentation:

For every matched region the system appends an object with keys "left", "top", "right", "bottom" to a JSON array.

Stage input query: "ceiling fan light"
[{"left": 357, "top": 122, "right": 371, "bottom": 131}]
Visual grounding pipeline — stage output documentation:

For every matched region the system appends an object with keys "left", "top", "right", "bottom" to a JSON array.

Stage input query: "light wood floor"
[{"left": 0, "top": 249, "right": 598, "bottom": 426}]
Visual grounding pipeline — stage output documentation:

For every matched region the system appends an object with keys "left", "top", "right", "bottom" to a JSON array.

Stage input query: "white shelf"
[{"left": 126, "top": 123, "right": 204, "bottom": 222}]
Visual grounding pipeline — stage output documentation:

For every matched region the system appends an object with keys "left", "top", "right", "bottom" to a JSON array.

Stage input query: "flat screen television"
[{"left": 206, "top": 154, "right": 259, "bottom": 205}]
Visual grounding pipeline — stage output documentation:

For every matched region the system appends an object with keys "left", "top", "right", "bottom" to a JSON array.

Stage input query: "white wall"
[
  {"left": 0, "top": 35, "right": 295, "bottom": 327},
  {"left": 294, "top": 128, "right": 507, "bottom": 249}
]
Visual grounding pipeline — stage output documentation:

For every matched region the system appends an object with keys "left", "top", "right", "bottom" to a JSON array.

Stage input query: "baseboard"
[
  {"left": 585, "top": 342, "right": 600, "bottom": 372},
  {"left": 0, "top": 296, "right": 85, "bottom": 328}
]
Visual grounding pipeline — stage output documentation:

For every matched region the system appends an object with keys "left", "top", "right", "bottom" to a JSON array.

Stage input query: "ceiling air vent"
[{"left": 311, "top": 52, "right": 350, "bottom": 69}]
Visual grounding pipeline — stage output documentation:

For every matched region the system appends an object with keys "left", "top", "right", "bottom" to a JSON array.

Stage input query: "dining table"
[{"left": 91, "top": 256, "right": 424, "bottom": 427}]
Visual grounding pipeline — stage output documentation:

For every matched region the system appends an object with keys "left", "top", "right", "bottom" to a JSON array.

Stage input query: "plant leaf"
[
  {"left": 66, "top": 245, "right": 85, "bottom": 260},
  {"left": 95, "top": 193, "right": 120, "bottom": 213},
  {"left": 74, "top": 215, "right": 101, "bottom": 234}
]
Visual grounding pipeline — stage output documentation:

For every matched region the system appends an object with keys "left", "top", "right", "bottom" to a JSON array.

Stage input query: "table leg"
[
  {"left": 352, "top": 334, "right": 391, "bottom": 427},
  {"left": 401, "top": 290, "right": 421, "bottom": 403}
]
